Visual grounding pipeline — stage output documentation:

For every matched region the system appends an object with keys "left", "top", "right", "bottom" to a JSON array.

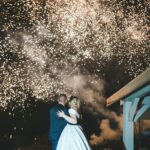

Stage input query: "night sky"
[{"left": 0, "top": 0, "right": 150, "bottom": 150}]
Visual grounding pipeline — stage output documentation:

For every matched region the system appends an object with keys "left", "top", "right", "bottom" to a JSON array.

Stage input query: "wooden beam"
[
  {"left": 134, "top": 105, "right": 150, "bottom": 121},
  {"left": 106, "top": 68, "right": 150, "bottom": 106},
  {"left": 128, "top": 98, "right": 140, "bottom": 121}
]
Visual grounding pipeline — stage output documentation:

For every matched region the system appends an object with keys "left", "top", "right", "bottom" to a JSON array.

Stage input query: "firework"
[{"left": 0, "top": 0, "right": 149, "bottom": 110}]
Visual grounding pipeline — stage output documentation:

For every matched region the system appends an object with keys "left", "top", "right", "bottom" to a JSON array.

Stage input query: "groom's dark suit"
[{"left": 49, "top": 104, "right": 68, "bottom": 150}]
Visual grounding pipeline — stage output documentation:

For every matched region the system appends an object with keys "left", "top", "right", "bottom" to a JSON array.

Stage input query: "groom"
[{"left": 49, "top": 94, "right": 68, "bottom": 150}]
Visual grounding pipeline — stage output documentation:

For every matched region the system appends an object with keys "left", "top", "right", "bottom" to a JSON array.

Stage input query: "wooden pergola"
[{"left": 106, "top": 68, "right": 150, "bottom": 150}]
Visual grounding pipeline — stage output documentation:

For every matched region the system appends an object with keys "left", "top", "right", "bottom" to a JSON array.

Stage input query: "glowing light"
[{"left": 0, "top": 0, "right": 149, "bottom": 113}]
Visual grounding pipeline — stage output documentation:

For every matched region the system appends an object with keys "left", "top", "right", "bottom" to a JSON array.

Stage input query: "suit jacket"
[{"left": 49, "top": 104, "right": 68, "bottom": 142}]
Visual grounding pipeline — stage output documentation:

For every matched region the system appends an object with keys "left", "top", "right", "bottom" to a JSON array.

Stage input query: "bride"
[{"left": 56, "top": 96, "right": 91, "bottom": 150}]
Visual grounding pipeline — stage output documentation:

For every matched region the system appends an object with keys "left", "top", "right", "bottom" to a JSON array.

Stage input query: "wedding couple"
[{"left": 49, "top": 94, "right": 91, "bottom": 150}]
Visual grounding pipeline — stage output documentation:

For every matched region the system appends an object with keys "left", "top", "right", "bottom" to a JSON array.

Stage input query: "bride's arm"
[{"left": 57, "top": 111, "right": 77, "bottom": 124}]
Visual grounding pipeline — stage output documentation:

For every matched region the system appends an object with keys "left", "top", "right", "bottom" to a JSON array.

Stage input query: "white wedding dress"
[{"left": 56, "top": 108, "right": 91, "bottom": 150}]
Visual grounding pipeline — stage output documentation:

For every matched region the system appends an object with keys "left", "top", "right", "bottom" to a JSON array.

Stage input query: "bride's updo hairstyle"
[{"left": 69, "top": 96, "right": 80, "bottom": 109}]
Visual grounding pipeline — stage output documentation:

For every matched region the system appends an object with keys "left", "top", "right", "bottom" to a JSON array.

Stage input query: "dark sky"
[{"left": 0, "top": 0, "right": 149, "bottom": 149}]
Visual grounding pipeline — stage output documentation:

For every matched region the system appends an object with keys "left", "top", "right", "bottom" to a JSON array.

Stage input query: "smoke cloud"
[
  {"left": 61, "top": 72, "right": 124, "bottom": 145},
  {"left": 90, "top": 113, "right": 123, "bottom": 145}
]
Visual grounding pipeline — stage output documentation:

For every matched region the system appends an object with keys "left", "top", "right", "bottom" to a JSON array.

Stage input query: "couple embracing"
[{"left": 49, "top": 94, "right": 91, "bottom": 150}]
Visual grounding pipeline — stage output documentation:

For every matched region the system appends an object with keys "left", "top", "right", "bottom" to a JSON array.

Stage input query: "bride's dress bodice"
[{"left": 69, "top": 108, "right": 80, "bottom": 119}]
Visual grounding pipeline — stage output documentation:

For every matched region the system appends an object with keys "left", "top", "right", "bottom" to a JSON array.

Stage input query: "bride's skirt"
[{"left": 57, "top": 124, "right": 91, "bottom": 150}]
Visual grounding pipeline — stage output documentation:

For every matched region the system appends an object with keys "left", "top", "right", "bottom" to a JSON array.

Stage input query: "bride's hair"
[{"left": 69, "top": 96, "right": 80, "bottom": 109}]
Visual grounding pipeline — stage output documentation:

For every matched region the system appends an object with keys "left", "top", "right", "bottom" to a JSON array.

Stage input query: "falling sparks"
[{"left": 0, "top": 0, "right": 150, "bottom": 111}]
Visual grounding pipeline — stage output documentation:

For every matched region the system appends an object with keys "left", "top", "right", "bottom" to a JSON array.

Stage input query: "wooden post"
[{"left": 123, "top": 100, "right": 134, "bottom": 150}]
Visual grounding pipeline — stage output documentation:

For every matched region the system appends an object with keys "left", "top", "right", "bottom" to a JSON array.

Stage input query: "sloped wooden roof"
[{"left": 106, "top": 68, "right": 150, "bottom": 106}]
